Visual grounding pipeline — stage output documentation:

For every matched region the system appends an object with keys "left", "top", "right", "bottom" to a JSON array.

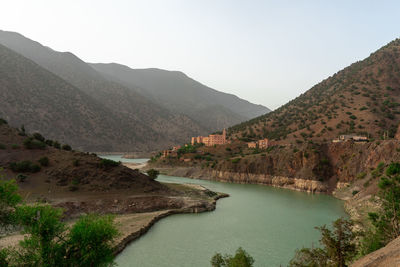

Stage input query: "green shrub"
[
  {"left": 38, "top": 157, "right": 49, "bottom": 167},
  {"left": 0, "top": 144, "right": 5, "bottom": 150},
  {"left": 11, "top": 144, "right": 19, "bottom": 149},
  {"left": 231, "top": 158, "right": 241, "bottom": 164},
  {"left": 99, "top": 159, "right": 120, "bottom": 168},
  {"left": 45, "top": 140, "right": 54, "bottom": 146},
  {"left": 53, "top": 141, "right": 61, "bottom": 149},
  {"left": 9, "top": 161, "right": 41, "bottom": 173},
  {"left": 73, "top": 159, "right": 80, "bottom": 167},
  {"left": 0, "top": 118, "right": 7, "bottom": 125},
  {"left": 194, "top": 154, "right": 203, "bottom": 160},
  {"left": 33, "top": 133, "right": 45, "bottom": 142},
  {"left": 23, "top": 137, "right": 46, "bottom": 149},
  {"left": 357, "top": 172, "right": 367, "bottom": 180},
  {"left": 146, "top": 169, "right": 160, "bottom": 180},
  {"left": 16, "top": 174, "right": 28, "bottom": 183},
  {"left": 62, "top": 144, "right": 72, "bottom": 151},
  {"left": 211, "top": 247, "right": 254, "bottom": 267},
  {"left": 352, "top": 190, "right": 359, "bottom": 196}
]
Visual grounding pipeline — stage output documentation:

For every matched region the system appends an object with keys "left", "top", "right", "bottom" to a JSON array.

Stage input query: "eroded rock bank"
[{"left": 154, "top": 166, "right": 328, "bottom": 193}]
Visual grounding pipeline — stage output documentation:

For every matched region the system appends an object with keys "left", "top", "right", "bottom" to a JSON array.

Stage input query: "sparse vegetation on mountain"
[{"left": 229, "top": 39, "right": 400, "bottom": 144}]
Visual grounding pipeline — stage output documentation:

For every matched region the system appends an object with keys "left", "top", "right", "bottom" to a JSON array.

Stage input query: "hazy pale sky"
[{"left": 1, "top": 0, "right": 399, "bottom": 109}]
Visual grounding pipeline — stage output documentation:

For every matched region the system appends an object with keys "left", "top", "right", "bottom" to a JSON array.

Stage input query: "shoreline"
[
  {"left": 0, "top": 186, "right": 229, "bottom": 257},
  {"left": 148, "top": 165, "right": 330, "bottom": 194},
  {"left": 113, "top": 191, "right": 228, "bottom": 255}
]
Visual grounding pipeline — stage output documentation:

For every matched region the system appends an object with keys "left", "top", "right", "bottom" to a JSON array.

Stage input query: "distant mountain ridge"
[
  {"left": 90, "top": 63, "right": 270, "bottom": 130},
  {"left": 0, "top": 30, "right": 269, "bottom": 151}
]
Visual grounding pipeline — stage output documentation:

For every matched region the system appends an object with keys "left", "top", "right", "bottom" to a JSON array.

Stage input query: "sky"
[{"left": 1, "top": 0, "right": 399, "bottom": 110}]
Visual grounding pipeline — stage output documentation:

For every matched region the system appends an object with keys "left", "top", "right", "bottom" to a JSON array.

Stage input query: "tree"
[
  {"left": 211, "top": 247, "right": 254, "bottom": 267},
  {"left": 0, "top": 172, "right": 22, "bottom": 265},
  {"left": 146, "top": 169, "right": 160, "bottom": 180},
  {"left": 14, "top": 205, "right": 66, "bottom": 266},
  {"left": 360, "top": 162, "right": 400, "bottom": 254},
  {"left": 65, "top": 214, "right": 118, "bottom": 267},
  {"left": 0, "top": 172, "right": 119, "bottom": 266},
  {"left": 12, "top": 206, "right": 119, "bottom": 267},
  {"left": 289, "top": 218, "right": 356, "bottom": 267},
  {"left": 0, "top": 172, "right": 22, "bottom": 227}
]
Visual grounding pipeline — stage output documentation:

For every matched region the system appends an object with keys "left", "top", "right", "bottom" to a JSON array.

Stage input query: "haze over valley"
[{"left": 1, "top": 1, "right": 400, "bottom": 266}]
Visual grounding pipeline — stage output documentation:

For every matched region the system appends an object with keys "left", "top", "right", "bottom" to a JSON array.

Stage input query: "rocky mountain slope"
[
  {"left": 0, "top": 119, "right": 167, "bottom": 195},
  {"left": 0, "top": 43, "right": 142, "bottom": 152},
  {"left": 0, "top": 30, "right": 208, "bottom": 151},
  {"left": 229, "top": 39, "right": 400, "bottom": 144},
  {"left": 0, "top": 30, "right": 269, "bottom": 151},
  {"left": 151, "top": 38, "right": 400, "bottom": 194},
  {"left": 90, "top": 63, "right": 270, "bottom": 130}
]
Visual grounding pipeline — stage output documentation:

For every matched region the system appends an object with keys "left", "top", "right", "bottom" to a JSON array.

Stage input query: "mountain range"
[{"left": 0, "top": 30, "right": 269, "bottom": 151}]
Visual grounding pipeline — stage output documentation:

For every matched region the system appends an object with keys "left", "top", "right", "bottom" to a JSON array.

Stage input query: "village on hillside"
[{"left": 159, "top": 124, "right": 400, "bottom": 161}]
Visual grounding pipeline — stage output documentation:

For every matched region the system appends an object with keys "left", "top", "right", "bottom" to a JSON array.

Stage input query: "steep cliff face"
[{"left": 153, "top": 140, "right": 400, "bottom": 193}]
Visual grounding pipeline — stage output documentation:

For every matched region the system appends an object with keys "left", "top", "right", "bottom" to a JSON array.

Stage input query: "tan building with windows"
[
  {"left": 247, "top": 138, "right": 269, "bottom": 149},
  {"left": 191, "top": 129, "right": 227, "bottom": 146}
]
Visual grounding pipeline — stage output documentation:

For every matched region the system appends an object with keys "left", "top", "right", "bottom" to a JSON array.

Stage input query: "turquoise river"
[{"left": 101, "top": 155, "right": 346, "bottom": 266}]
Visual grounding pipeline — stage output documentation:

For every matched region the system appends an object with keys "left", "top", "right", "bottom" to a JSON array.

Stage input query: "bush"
[
  {"left": 45, "top": 140, "right": 54, "bottom": 146},
  {"left": 11, "top": 144, "right": 19, "bottom": 149},
  {"left": 352, "top": 190, "right": 359, "bottom": 196},
  {"left": 9, "top": 161, "right": 41, "bottom": 173},
  {"left": 231, "top": 158, "right": 241, "bottom": 164},
  {"left": 289, "top": 218, "right": 356, "bottom": 267},
  {"left": 23, "top": 137, "right": 46, "bottom": 149},
  {"left": 146, "top": 169, "right": 160, "bottom": 180},
  {"left": 62, "top": 144, "right": 72, "bottom": 151},
  {"left": 73, "top": 159, "right": 80, "bottom": 167},
  {"left": 38, "top": 157, "right": 49, "bottom": 167},
  {"left": 53, "top": 141, "right": 61, "bottom": 149},
  {"left": 16, "top": 174, "right": 28, "bottom": 183},
  {"left": 0, "top": 180, "right": 118, "bottom": 266},
  {"left": 32, "top": 133, "right": 45, "bottom": 142},
  {"left": 0, "top": 144, "right": 5, "bottom": 149},
  {"left": 357, "top": 172, "right": 367, "bottom": 180},
  {"left": 99, "top": 159, "right": 120, "bottom": 168},
  {"left": 0, "top": 118, "right": 7, "bottom": 125},
  {"left": 211, "top": 247, "right": 254, "bottom": 267}
]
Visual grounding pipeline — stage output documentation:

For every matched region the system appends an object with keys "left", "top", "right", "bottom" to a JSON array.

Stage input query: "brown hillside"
[{"left": 229, "top": 39, "right": 400, "bottom": 144}]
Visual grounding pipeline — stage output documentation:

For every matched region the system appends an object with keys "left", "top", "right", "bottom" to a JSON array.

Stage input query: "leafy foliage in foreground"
[
  {"left": 290, "top": 162, "right": 400, "bottom": 266},
  {"left": 359, "top": 162, "right": 400, "bottom": 255},
  {"left": 211, "top": 247, "right": 254, "bottom": 267},
  {"left": 289, "top": 218, "right": 356, "bottom": 267},
  {"left": 0, "top": 172, "right": 119, "bottom": 266}
]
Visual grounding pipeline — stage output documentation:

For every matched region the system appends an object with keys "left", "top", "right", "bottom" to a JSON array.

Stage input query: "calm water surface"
[
  {"left": 99, "top": 154, "right": 149, "bottom": 164},
  {"left": 112, "top": 163, "right": 346, "bottom": 267}
]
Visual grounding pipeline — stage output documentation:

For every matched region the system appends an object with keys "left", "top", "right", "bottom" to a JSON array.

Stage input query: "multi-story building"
[
  {"left": 247, "top": 138, "right": 269, "bottom": 149},
  {"left": 191, "top": 129, "right": 227, "bottom": 146}
]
